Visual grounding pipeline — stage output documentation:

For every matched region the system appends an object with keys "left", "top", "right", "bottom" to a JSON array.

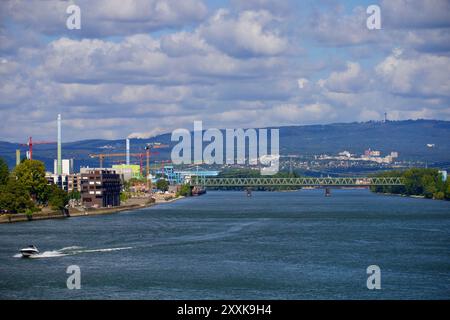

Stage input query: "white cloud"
[
  {"left": 1, "top": 0, "right": 450, "bottom": 141},
  {"left": 1, "top": 0, "right": 208, "bottom": 37},
  {"left": 199, "top": 9, "right": 288, "bottom": 57},
  {"left": 376, "top": 50, "right": 450, "bottom": 97},
  {"left": 320, "top": 62, "right": 368, "bottom": 93}
]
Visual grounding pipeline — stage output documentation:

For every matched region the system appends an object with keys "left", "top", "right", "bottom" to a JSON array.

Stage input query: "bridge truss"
[{"left": 190, "top": 177, "right": 404, "bottom": 187}]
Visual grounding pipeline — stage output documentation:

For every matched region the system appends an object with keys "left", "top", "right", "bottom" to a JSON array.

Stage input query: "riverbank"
[
  {"left": 376, "top": 192, "right": 425, "bottom": 199},
  {"left": 372, "top": 191, "right": 450, "bottom": 201},
  {"left": 0, "top": 195, "right": 185, "bottom": 224}
]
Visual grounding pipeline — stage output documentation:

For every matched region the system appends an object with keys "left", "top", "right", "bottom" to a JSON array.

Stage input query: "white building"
[
  {"left": 439, "top": 170, "right": 447, "bottom": 182},
  {"left": 54, "top": 159, "right": 74, "bottom": 175}
]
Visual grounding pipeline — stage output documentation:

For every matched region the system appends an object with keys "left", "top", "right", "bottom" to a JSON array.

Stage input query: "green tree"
[
  {"left": 68, "top": 190, "right": 81, "bottom": 200},
  {"left": 177, "top": 184, "right": 192, "bottom": 197},
  {"left": 421, "top": 174, "right": 438, "bottom": 199},
  {"left": 443, "top": 180, "right": 450, "bottom": 200},
  {"left": 0, "top": 157, "right": 9, "bottom": 186},
  {"left": 13, "top": 160, "right": 48, "bottom": 203},
  {"left": 0, "top": 178, "right": 35, "bottom": 213},
  {"left": 47, "top": 185, "right": 69, "bottom": 211},
  {"left": 156, "top": 179, "right": 169, "bottom": 192},
  {"left": 120, "top": 192, "right": 129, "bottom": 202},
  {"left": 371, "top": 168, "right": 449, "bottom": 201}
]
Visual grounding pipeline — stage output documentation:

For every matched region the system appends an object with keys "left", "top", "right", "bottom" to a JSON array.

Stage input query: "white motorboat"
[{"left": 20, "top": 245, "right": 39, "bottom": 258}]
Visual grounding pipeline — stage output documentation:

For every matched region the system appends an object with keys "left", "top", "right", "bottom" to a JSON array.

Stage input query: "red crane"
[
  {"left": 20, "top": 136, "right": 56, "bottom": 160},
  {"left": 159, "top": 160, "right": 172, "bottom": 175}
]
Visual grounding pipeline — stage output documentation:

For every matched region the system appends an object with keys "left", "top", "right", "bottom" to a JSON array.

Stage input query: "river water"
[{"left": 0, "top": 189, "right": 449, "bottom": 299}]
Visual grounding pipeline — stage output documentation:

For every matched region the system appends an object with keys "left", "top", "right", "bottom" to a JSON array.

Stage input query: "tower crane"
[
  {"left": 20, "top": 136, "right": 56, "bottom": 160},
  {"left": 89, "top": 152, "right": 159, "bottom": 170},
  {"left": 144, "top": 143, "right": 169, "bottom": 190}
]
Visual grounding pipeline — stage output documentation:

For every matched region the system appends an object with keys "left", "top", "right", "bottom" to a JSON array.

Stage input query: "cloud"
[
  {"left": 0, "top": 0, "right": 450, "bottom": 142},
  {"left": 381, "top": 0, "right": 450, "bottom": 29},
  {"left": 376, "top": 50, "right": 450, "bottom": 97},
  {"left": 1, "top": 0, "right": 208, "bottom": 38},
  {"left": 199, "top": 9, "right": 288, "bottom": 57},
  {"left": 307, "top": 5, "right": 378, "bottom": 46},
  {"left": 231, "top": 0, "right": 292, "bottom": 15},
  {"left": 319, "top": 62, "right": 368, "bottom": 93}
]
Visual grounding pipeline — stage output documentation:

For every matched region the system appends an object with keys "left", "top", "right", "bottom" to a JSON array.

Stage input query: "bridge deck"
[{"left": 190, "top": 177, "right": 404, "bottom": 187}]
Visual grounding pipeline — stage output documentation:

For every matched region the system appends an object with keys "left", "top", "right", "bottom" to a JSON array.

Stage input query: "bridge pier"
[{"left": 325, "top": 187, "right": 331, "bottom": 197}]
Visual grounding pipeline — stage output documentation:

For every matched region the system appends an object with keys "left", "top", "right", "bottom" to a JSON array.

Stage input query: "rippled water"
[{"left": 0, "top": 189, "right": 449, "bottom": 299}]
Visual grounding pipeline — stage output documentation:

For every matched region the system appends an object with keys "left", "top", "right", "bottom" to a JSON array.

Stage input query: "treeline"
[
  {"left": 370, "top": 168, "right": 450, "bottom": 200},
  {"left": 0, "top": 157, "right": 74, "bottom": 214}
]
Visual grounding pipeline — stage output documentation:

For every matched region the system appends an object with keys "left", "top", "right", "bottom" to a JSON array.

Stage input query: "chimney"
[
  {"left": 16, "top": 149, "right": 20, "bottom": 166},
  {"left": 126, "top": 139, "right": 130, "bottom": 165},
  {"left": 57, "top": 114, "right": 62, "bottom": 175}
]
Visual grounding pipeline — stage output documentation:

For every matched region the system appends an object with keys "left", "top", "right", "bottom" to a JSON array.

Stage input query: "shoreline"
[
  {"left": 372, "top": 191, "right": 446, "bottom": 200},
  {"left": 0, "top": 196, "right": 185, "bottom": 224}
]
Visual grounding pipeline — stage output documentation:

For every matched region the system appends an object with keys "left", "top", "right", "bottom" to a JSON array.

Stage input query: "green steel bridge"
[{"left": 190, "top": 176, "right": 405, "bottom": 188}]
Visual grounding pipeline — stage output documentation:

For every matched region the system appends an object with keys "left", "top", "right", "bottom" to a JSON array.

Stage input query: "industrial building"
[
  {"left": 81, "top": 169, "right": 121, "bottom": 208},
  {"left": 152, "top": 165, "right": 219, "bottom": 185},
  {"left": 112, "top": 164, "right": 141, "bottom": 181}
]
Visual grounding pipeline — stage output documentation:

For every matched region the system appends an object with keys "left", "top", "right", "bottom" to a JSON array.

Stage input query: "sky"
[{"left": 0, "top": 0, "right": 449, "bottom": 142}]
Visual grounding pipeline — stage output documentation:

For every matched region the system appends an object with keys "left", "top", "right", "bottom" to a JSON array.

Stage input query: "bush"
[
  {"left": 156, "top": 179, "right": 169, "bottom": 192},
  {"left": 120, "top": 192, "right": 129, "bottom": 202},
  {"left": 434, "top": 191, "right": 445, "bottom": 200},
  {"left": 176, "top": 184, "right": 192, "bottom": 197}
]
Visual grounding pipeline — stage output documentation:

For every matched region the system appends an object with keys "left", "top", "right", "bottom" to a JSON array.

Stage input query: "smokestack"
[
  {"left": 16, "top": 150, "right": 20, "bottom": 166},
  {"left": 57, "top": 114, "right": 62, "bottom": 175},
  {"left": 126, "top": 138, "right": 130, "bottom": 165}
]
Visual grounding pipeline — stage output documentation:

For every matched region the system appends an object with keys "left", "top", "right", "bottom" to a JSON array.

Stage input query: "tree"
[
  {"left": 47, "top": 185, "right": 69, "bottom": 211},
  {"left": 421, "top": 174, "right": 438, "bottom": 199},
  {"left": 0, "top": 178, "right": 35, "bottom": 213},
  {"left": 177, "top": 184, "right": 192, "bottom": 197},
  {"left": 156, "top": 179, "right": 169, "bottom": 192},
  {"left": 0, "top": 157, "right": 9, "bottom": 186},
  {"left": 445, "top": 181, "right": 450, "bottom": 200},
  {"left": 120, "top": 192, "right": 129, "bottom": 202},
  {"left": 13, "top": 160, "right": 48, "bottom": 203},
  {"left": 68, "top": 190, "right": 81, "bottom": 200},
  {"left": 371, "top": 168, "right": 449, "bottom": 201}
]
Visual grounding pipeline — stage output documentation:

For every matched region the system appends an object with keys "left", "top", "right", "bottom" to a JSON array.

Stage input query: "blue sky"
[{"left": 0, "top": 0, "right": 449, "bottom": 142}]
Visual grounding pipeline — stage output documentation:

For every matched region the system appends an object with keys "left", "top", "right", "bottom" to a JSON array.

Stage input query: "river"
[{"left": 0, "top": 189, "right": 449, "bottom": 299}]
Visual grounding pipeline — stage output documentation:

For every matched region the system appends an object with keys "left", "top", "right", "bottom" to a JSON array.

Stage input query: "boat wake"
[
  {"left": 13, "top": 221, "right": 262, "bottom": 259},
  {"left": 14, "top": 245, "right": 133, "bottom": 259}
]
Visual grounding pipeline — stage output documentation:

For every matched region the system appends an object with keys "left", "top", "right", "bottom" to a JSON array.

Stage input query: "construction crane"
[
  {"left": 153, "top": 160, "right": 172, "bottom": 178},
  {"left": 89, "top": 153, "right": 152, "bottom": 168},
  {"left": 20, "top": 136, "right": 56, "bottom": 160},
  {"left": 89, "top": 152, "right": 159, "bottom": 176},
  {"left": 145, "top": 143, "right": 169, "bottom": 189}
]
